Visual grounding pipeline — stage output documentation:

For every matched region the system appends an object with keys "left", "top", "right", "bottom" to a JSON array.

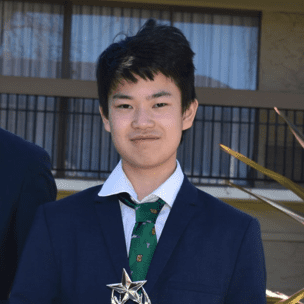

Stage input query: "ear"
[
  {"left": 99, "top": 106, "right": 111, "bottom": 133},
  {"left": 182, "top": 99, "right": 198, "bottom": 131}
]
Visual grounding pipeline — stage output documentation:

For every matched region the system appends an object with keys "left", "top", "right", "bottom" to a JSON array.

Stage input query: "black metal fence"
[{"left": 1, "top": 93, "right": 304, "bottom": 185}]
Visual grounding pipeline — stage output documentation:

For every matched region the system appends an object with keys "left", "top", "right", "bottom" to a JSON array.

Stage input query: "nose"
[{"left": 131, "top": 107, "right": 155, "bottom": 129}]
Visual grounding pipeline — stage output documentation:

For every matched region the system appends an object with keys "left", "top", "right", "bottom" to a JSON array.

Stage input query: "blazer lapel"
[
  {"left": 144, "top": 175, "right": 199, "bottom": 294},
  {"left": 94, "top": 194, "right": 130, "bottom": 281}
]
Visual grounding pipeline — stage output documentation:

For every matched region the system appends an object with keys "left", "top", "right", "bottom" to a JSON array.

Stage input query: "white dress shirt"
[{"left": 98, "top": 160, "right": 184, "bottom": 255}]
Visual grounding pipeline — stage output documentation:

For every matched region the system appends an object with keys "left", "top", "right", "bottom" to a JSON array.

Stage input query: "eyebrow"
[
  {"left": 111, "top": 93, "right": 132, "bottom": 100},
  {"left": 111, "top": 91, "right": 172, "bottom": 101}
]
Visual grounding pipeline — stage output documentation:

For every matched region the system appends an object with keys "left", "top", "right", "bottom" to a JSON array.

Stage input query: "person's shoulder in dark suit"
[{"left": 0, "top": 128, "right": 57, "bottom": 302}]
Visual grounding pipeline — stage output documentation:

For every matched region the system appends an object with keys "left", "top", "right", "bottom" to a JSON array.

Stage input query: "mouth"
[{"left": 130, "top": 136, "right": 160, "bottom": 143}]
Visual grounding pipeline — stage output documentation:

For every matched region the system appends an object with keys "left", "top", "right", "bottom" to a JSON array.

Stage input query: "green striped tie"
[{"left": 118, "top": 192, "right": 165, "bottom": 281}]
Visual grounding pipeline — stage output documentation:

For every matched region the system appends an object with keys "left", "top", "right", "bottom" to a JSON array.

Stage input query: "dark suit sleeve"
[
  {"left": 0, "top": 136, "right": 57, "bottom": 301},
  {"left": 9, "top": 205, "right": 60, "bottom": 304},
  {"left": 225, "top": 218, "right": 266, "bottom": 303},
  {"left": 15, "top": 149, "right": 57, "bottom": 259}
]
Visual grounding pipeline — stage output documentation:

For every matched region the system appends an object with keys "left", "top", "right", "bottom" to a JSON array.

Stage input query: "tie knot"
[
  {"left": 134, "top": 200, "right": 165, "bottom": 223},
  {"left": 117, "top": 193, "right": 165, "bottom": 224}
]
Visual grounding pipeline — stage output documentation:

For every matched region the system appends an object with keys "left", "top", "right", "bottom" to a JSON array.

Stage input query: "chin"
[
  {"left": 127, "top": 153, "right": 177, "bottom": 170},
  {"left": 124, "top": 157, "right": 165, "bottom": 170},
  {"left": 133, "top": 160, "right": 162, "bottom": 169}
]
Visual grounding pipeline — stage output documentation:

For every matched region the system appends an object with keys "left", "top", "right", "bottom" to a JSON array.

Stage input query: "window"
[{"left": 0, "top": 1, "right": 63, "bottom": 77}]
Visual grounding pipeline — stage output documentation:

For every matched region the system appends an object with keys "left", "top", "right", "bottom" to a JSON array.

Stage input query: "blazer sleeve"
[
  {"left": 1, "top": 138, "right": 57, "bottom": 302},
  {"left": 225, "top": 218, "right": 267, "bottom": 304},
  {"left": 15, "top": 148, "right": 57, "bottom": 259},
  {"left": 9, "top": 205, "right": 60, "bottom": 304}
]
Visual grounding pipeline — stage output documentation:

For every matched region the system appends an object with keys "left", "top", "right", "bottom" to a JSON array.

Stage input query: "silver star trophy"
[{"left": 107, "top": 269, "right": 151, "bottom": 304}]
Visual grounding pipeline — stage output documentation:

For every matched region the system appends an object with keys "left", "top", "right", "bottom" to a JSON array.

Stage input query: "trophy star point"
[
  {"left": 106, "top": 283, "right": 125, "bottom": 294},
  {"left": 107, "top": 269, "right": 148, "bottom": 303}
]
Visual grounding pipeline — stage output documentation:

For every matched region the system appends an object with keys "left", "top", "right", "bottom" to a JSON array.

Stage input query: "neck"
[{"left": 122, "top": 160, "right": 177, "bottom": 201}]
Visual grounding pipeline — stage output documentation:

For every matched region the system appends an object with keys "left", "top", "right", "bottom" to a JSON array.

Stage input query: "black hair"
[{"left": 96, "top": 19, "right": 196, "bottom": 119}]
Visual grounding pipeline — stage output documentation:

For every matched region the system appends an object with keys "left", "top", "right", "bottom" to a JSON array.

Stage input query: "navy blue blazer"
[
  {"left": 9, "top": 175, "right": 266, "bottom": 304},
  {"left": 0, "top": 128, "right": 57, "bottom": 302}
]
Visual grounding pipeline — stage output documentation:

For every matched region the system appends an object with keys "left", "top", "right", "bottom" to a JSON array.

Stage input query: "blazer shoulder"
[
  {"left": 0, "top": 128, "right": 50, "bottom": 163},
  {"left": 43, "top": 184, "right": 103, "bottom": 213},
  {"left": 195, "top": 186, "right": 258, "bottom": 228},
  {"left": 37, "top": 185, "right": 107, "bottom": 232}
]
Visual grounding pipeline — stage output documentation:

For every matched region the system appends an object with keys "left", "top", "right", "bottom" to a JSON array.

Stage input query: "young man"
[{"left": 9, "top": 19, "right": 266, "bottom": 303}]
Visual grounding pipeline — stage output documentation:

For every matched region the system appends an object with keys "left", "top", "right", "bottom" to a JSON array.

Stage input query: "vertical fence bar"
[
  {"left": 24, "top": 94, "right": 29, "bottom": 140},
  {"left": 250, "top": 108, "right": 260, "bottom": 186},
  {"left": 264, "top": 109, "right": 270, "bottom": 180},
  {"left": 32, "top": 95, "right": 38, "bottom": 143},
  {"left": 246, "top": 108, "right": 252, "bottom": 183},
  {"left": 283, "top": 109, "right": 288, "bottom": 178},
  {"left": 228, "top": 107, "right": 233, "bottom": 180},
  {"left": 89, "top": 99, "right": 95, "bottom": 173},
  {"left": 191, "top": 107, "right": 196, "bottom": 179},
  {"left": 209, "top": 106, "right": 215, "bottom": 178},
  {"left": 14, "top": 94, "right": 19, "bottom": 134},
  {"left": 237, "top": 107, "right": 242, "bottom": 179},
  {"left": 219, "top": 106, "right": 224, "bottom": 179},
  {"left": 51, "top": 97, "right": 58, "bottom": 172},
  {"left": 70, "top": 98, "right": 77, "bottom": 174},
  {"left": 42, "top": 96, "right": 47, "bottom": 150},
  {"left": 291, "top": 110, "right": 296, "bottom": 180},
  {"left": 273, "top": 109, "right": 278, "bottom": 173},
  {"left": 79, "top": 99, "right": 85, "bottom": 172},
  {"left": 295, "top": 110, "right": 301, "bottom": 181},
  {"left": 5, "top": 95, "right": 9, "bottom": 130}
]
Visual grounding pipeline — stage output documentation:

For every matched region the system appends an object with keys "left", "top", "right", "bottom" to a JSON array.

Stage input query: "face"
[{"left": 100, "top": 73, "right": 198, "bottom": 172}]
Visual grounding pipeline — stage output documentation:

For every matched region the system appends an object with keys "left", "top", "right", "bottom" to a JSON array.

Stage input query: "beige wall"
[{"left": 259, "top": 12, "right": 304, "bottom": 93}]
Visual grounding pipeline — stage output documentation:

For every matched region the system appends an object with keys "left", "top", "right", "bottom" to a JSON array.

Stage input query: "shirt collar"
[{"left": 98, "top": 160, "right": 184, "bottom": 208}]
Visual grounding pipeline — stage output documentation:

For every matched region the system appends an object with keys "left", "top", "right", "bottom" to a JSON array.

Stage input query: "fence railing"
[{"left": 1, "top": 92, "right": 304, "bottom": 185}]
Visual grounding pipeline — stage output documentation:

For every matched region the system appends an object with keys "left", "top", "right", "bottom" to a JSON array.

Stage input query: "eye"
[
  {"left": 154, "top": 103, "right": 167, "bottom": 108},
  {"left": 117, "top": 104, "right": 132, "bottom": 109}
]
